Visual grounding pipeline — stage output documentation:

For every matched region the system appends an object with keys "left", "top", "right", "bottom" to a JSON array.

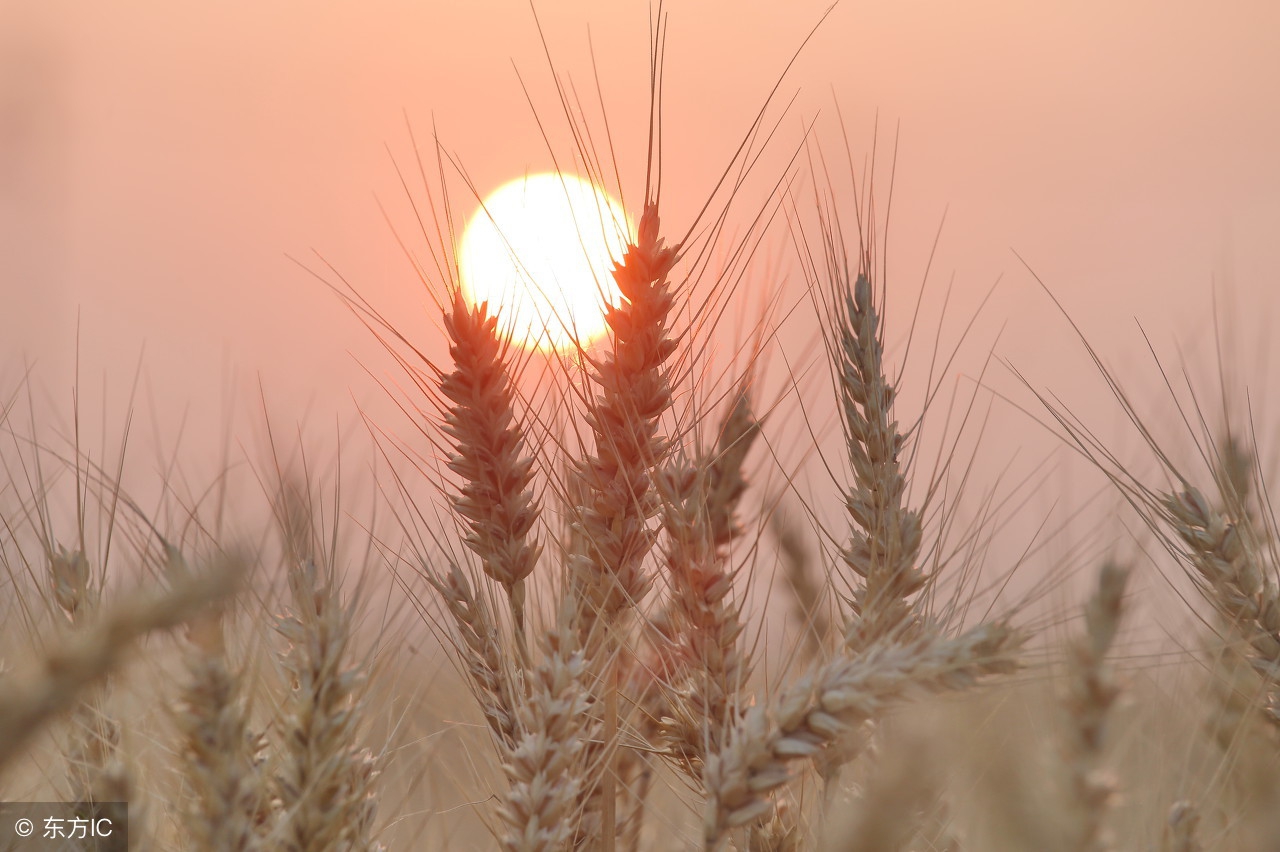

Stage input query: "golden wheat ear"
[
  {"left": 438, "top": 289, "right": 544, "bottom": 658},
  {"left": 561, "top": 199, "right": 680, "bottom": 849},
  {"left": 567, "top": 200, "right": 679, "bottom": 642}
]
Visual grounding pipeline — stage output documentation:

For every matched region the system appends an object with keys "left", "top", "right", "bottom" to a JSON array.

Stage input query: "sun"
[{"left": 457, "top": 173, "right": 632, "bottom": 352}]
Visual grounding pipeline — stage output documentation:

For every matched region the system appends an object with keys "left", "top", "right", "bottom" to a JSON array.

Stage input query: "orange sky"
[{"left": 2, "top": 1, "right": 1277, "bottom": 548}]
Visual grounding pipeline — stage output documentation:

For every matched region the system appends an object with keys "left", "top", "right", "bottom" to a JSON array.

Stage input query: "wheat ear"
[
  {"left": 831, "top": 271, "right": 926, "bottom": 649},
  {"left": 1165, "top": 487, "right": 1280, "bottom": 722},
  {"left": 772, "top": 511, "right": 831, "bottom": 660},
  {"left": 659, "top": 390, "right": 759, "bottom": 771},
  {"left": 45, "top": 545, "right": 134, "bottom": 831},
  {"left": 1162, "top": 801, "right": 1202, "bottom": 852},
  {"left": 748, "top": 795, "right": 803, "bottom": 852},
  {"left": 497, "top": 621, "right": 594, "bottom": 852},
  {"left": 426, "top": 560, "right": 523, "bottom": 750},
  {"left": 566, "top": 200, "right": 678, "bottom": 847},
  {"left": 440, "top": 290, "right": 543, "bottom": 654},
  {"left": 271, "top": 557, "right": 382, "bottom": 852},
  {"left": 0, "top": 561, "right": 242, "bottom": 769},
  {"left": 176, "top": 611, "right": 267, "bottom": 852},
  {"left": 567, "top": 199, "right": 679, "bottom": 639},
  {"left": 1063, "top": 561, "right": 1131, "bottom": 852},
  {"left": 702, "top": 623, "right": 1021, "bottom": 848}
]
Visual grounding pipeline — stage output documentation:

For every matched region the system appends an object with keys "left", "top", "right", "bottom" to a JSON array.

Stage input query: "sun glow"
[{"left": 457, "top": 173, "right": 632, "bottom": 352}]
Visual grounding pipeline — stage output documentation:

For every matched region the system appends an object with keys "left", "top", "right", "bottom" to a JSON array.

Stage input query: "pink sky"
[{"left": 2, "top": 1, "right": 1277, "bottom": 544}]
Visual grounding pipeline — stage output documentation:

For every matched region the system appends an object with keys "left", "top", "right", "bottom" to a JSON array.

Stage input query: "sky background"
[{"left": 2, "top": 0, "right": 1278, "bottom": 586}]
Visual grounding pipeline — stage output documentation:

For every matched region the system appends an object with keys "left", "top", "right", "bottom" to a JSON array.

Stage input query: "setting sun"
[{"left": 457, "top": 173, "right": 633, "bottom": 351}]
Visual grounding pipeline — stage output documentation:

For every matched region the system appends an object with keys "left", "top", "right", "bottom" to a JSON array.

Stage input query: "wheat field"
[{"left": 2, "top": 5, "right": 1279, "bottom": 851}]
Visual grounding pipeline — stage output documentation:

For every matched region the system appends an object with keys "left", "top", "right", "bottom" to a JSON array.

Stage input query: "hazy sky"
[{"left": 2, "top": 1, "right": 1277, "bottom": 533}]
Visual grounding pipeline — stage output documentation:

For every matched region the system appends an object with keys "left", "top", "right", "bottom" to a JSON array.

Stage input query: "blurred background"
[
  {"left": 3, "top": 3, "right": 1279, "bottom": 843},
  {"left": 2, "top": 0, "right": 1278, "bottom": 601}
]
